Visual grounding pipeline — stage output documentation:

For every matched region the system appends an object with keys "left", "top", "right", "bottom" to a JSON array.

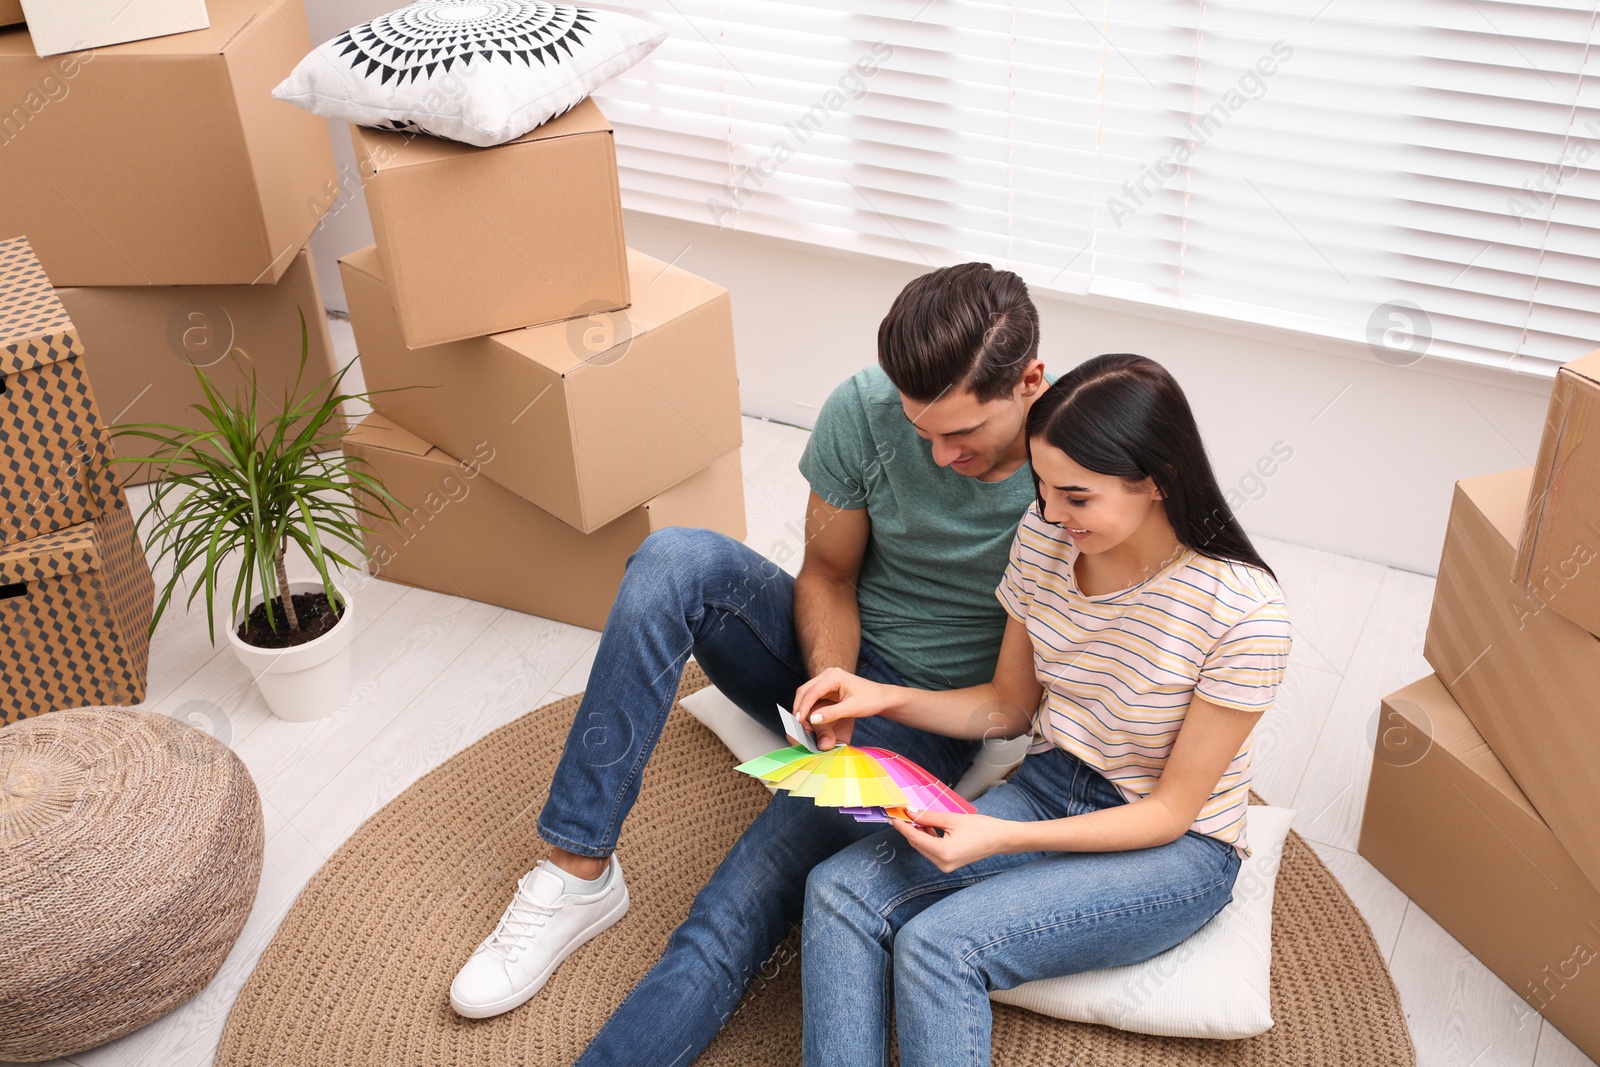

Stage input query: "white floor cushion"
[
  {"left": 680, "top": 686, "right": 788, "bottom": 789},
  {"left": 990, "top": 804, "right": 1294, "bottom": 1039}
]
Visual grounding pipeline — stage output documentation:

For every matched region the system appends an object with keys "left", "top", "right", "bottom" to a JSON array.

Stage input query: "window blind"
[{"left": 586, "top": 0, "right": 1600, "bottom": 377}]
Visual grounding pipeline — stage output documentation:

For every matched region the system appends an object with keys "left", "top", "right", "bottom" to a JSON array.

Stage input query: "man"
[{"left": 450, "top": 261, "right": 1050, "bottom": 1064}]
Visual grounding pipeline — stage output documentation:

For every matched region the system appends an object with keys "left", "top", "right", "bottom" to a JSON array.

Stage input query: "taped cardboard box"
[
  {"left": 1, "top": 235, "right": 119, "bottom": 545},
  {"left": 0, "top": 1, "right": 22, "bottom": 27},
  {"left": 341, "top": 413, "right": 746, "bottom": 631},
  {"left": 340, "top": 243, "right": 741, "bottom": 533},
  {"left": 350, "top": 97, "right": 628, "bottom": 349},
  {"left": 0, "top": 0, "right": 335, "bottom": 285},
  {"left": 1424, "top": 466, "right": 1600, "bottom": 890},
  {"left": 1515, "top": 349, "right": 1600, "bottom": 639},
  {"left": 0, "top": 490, "right": 155, "bottom": 724},
  {"left": 1358, "top": 674, "right": 1600, "bottom": 1061},
  {"left": 57, "top": 248, "right": 341, "bottom": 486},
  {"left": 18, "top": 0, "right": 208, "bottom": 57}
]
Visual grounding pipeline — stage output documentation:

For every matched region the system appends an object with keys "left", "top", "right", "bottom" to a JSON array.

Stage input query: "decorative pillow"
[
  {"left": 990, "top": 804, "right": 1295, "bottom": 1039},
  {"left": 679, "top": 683, "right": 1031, "bottom": 801},
  {"left": 273, "top": 1, "right": 667, "bottom": 147}
]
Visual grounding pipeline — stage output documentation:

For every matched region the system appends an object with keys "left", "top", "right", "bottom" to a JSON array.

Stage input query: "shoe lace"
[{"left": 483, "top": 887, "right": 559, "bottom": 962}]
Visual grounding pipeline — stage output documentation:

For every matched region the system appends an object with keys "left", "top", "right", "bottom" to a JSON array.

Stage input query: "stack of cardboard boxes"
[
  {"left": 0, "top": 0, "right": 339, "bottom": 722},
  {"left": 336, "top": 99, "right": 746, "bottom": 630},
  {"left": 1360, "top": 352, "right": 1600, "bottom": 1060},
  {"left": 0, "top": 0, "right": 344, "bottom": 487},
  {"left": 0, "top": 236, "right": 154, "bottom": 725}
]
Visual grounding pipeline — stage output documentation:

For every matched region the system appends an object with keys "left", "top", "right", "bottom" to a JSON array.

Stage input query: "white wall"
[
  {"left": 302, "top": 0, "right": 382, "bottom": 305},
  {"left": 302, "top": 1, "right": 1554, "bottom": 576}
]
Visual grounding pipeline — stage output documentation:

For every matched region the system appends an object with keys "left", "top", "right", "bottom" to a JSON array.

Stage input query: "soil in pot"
[{"left": 237, "top": 592, "right": 347, "bottom": 649}]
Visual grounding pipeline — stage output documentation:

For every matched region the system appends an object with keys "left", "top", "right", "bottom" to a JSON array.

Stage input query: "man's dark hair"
[{"left": 877, "top": 262, "right": 1040, "bottom": 404}]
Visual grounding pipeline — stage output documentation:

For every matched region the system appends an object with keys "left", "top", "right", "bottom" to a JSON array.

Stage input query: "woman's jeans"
[
  {"left": 534, "top": 528, "right": 981, "bottom": 1067},
  {"left": 802, "top": 745, "right": 1243, "bottom": 1067}
]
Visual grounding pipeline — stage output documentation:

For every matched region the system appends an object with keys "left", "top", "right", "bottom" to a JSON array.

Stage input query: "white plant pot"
[{"left": 227, "top": 579, "right": 356, "bottom": 722}]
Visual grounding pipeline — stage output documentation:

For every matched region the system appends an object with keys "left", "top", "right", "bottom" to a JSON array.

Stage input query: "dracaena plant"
[{"left": 112, "top": 311, "right": 406, "bottom": 645}]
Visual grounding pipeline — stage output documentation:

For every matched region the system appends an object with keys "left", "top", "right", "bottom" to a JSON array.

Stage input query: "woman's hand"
[
  {"left": 793, "top": 667, "right": 900, "bottom": 750},
  {"left": 891, "top": 808, "right": 1021, "bottom": 872}
]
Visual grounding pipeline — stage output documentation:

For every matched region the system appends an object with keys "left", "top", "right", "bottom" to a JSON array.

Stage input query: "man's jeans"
[
  {"left": 536, "top": 527, "right": 979, "bottom": 1067},
  {"left": 801, "top": 745, "right": 1242, "bottom": 1067}
]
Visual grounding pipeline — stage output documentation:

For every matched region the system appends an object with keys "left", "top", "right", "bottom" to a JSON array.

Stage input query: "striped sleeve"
[
  {"left": 995, "top": 509, "right": 1041, "bottom": 623},
  {"left": 1194, "top": 597, "right": 1291, "bottom": 712}
]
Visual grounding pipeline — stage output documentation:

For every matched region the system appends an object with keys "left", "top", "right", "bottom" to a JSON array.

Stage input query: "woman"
[{"left": 793, "top": 353, "right": 1291, "bottom": 1067}]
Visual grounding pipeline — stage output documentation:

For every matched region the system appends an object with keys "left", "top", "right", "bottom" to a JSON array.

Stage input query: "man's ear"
[{"left": 1017, "top": 358, "right": 1047, "bottom": 398}]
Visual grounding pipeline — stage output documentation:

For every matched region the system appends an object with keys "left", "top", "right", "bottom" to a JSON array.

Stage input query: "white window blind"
[{"left": 587, "top": 0, "right": 1600, "bottom": 377}]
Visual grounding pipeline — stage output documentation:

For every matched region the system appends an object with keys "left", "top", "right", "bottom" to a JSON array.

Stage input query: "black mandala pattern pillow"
[{"left": 274, "top": 1, "right": 666, "bottom": 147}]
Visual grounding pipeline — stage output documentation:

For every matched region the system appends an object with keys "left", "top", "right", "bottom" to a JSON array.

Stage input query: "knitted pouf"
[{"left": 0, "top": 705, "right": 265, "bottom": 1062}]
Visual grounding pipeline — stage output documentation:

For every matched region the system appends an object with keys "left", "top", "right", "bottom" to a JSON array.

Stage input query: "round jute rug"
[{"left": 216, "top": 665, "right": 1414, "bottom": 1066}]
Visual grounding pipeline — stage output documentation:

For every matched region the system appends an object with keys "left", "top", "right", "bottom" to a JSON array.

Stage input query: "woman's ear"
[{"left": 1153, "top": 463, "right": 1178, "bottom": 501}]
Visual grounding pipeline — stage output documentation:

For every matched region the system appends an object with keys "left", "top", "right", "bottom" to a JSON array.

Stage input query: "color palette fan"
[{"left": 734, "top": 743, "right": 976, "bottom": 824}]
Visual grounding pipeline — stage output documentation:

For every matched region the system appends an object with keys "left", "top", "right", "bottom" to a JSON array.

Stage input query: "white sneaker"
[{"left": 449, "top": 854, "right": 629, "bottom": 1019}]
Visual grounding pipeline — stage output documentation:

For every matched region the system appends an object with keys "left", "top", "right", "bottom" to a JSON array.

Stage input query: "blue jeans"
[
  {"left": 801, "top": 745, "right": 1242, "bottom": 1067},
  {"left": 536, "top": 528, "right": 980, "bottom": 1067}
]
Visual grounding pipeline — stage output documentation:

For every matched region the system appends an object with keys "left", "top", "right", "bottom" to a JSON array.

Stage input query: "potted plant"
[{"left": 113, "top": 313, "right": 405, "bottom": 722}]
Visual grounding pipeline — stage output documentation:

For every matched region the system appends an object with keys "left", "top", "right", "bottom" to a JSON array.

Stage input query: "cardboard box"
[
  {"left": 1515, "top": 349, "right": 1600, "bottom": 639},
  {"left": 0, "top": 235, "right": 119, "bottom": 545},
  {"left": 1359, "top": 674, "right": 1600, "bottom": 1060},
  {"left": 18, "top": 0, "right": 208, "bottom": 57},
  {"left": 1425, "top": 466, "right": 1600, "bottom": 890},
  {"left": 341, "top": 413, "right": 746, "bottom": 631},
  {"left": 350, "top": 97, "right": 629, "bottom": 348},
  {"left": 0, "top": 0, "right": 335, "bottom": 285},
  {"left": 340, "top": 244, "right": 742, "bottom": 533},
  {"left": 56, "top": 248, "right": 341, "bottom": 486},
  {"left": 0, "top": 1, "right": 23, "bottom": 27},
  {"left": 0, "top": 489, "right": 155, "bottom": 724}
]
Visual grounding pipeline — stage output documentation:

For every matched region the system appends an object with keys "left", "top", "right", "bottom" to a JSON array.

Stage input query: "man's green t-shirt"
[{"left": 798, "top": 366, "right": 1040, "bottom": 691}]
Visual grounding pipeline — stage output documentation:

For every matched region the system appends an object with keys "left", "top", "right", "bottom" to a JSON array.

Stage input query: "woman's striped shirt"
[{"left": 997, "top": 503, "right": 1292, "bottom": 857}]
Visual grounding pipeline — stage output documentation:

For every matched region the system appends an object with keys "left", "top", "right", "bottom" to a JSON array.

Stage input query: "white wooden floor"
[{"left": 7, "top": 320, "right": 1593, "bottom": 1067}]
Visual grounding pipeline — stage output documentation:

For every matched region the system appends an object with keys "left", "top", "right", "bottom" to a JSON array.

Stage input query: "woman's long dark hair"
[{"left": 1026, "top": 353, "right": 1277, "bottom": 582}]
